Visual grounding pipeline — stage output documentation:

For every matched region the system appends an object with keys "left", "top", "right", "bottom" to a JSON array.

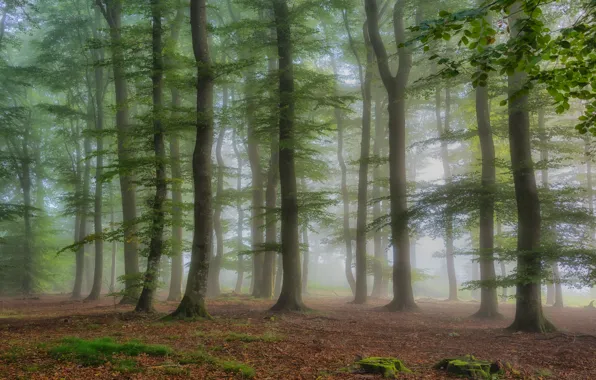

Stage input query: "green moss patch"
[
  {"left": 434, "top": 355, "right": 503, "bottom": 379},
  {"left": 49, "top": 337, "right": 172, "bottom": 366},
  {"left": 356, "top": 357, "right": 412, "bottom": 378}
]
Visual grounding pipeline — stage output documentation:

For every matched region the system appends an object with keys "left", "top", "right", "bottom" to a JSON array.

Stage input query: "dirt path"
[{"left": 1, "top": 295, "right": 595, "bottom": 379}]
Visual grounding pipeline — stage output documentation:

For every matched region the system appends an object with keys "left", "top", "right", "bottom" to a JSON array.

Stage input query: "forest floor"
[{"left": 1, "top": 293, "right": 596, "bottom": 379}]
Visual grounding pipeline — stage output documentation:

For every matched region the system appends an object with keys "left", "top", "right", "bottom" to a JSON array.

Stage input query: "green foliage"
[
  {"left": 223, "top": 331, "right": 283, "bottom": 342},
  {"left": 49, "top": 337, "right": 172, "bottom": 366},
  {"left": 434, "top": 355, "right": 503, "bottom": 379},
  {"left": 356, "top": 357, "right": 412, "bottom": 378}
]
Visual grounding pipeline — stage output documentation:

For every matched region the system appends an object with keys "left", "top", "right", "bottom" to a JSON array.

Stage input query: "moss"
[
  {"left": 356, "top": 357, "right": 411, "bottom": 378},
  {"left": 49, "top": 337, "right": 172, "bottom": 366},
  {"left": 434, "top": 355, "right": 503, "bottom": 379}
]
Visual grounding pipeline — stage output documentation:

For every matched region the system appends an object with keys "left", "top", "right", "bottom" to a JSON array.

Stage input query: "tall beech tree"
[
  {"left": 364, "top": 0, "right": 417, "bottom": 311},
  {"left": 96, "top": 0, "right": 140, "bottom": 304},
  {"left": 136, "top": 0, "right": 166, "bottom": 313},
  {"left": 270, "top": 0, "right": 305, "bottom": 312},
  {"left": 169, "top": 0, "right": 213, "bottom": 319},
  {"left": 506, "top": 3, "right": 554, "bottom": 332}
]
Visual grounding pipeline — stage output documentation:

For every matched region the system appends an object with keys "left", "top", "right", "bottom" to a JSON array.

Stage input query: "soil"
[{"left": 1, "top": 294, "right": 595, "bottom": 379}]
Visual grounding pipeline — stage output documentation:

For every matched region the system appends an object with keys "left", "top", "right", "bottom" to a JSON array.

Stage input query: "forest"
[{"left": 1, "top": 0, "right": 596, "bottom": 378}]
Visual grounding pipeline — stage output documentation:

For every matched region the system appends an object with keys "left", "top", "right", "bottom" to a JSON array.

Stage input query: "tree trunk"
[
  {"left": 274, "top": 253, "right": 282, "bottom": 297},
  {"left": 109, "top": 182, "right": 117, "bottom": 293},
  {"left": 345, "top": 17, "right": 373, "bottom": 305},
  {"left": 365, "top": 0, "right": 416, "bottom": 311},
  {"left": 371, "top": 91, "right": 384, "bottom": 297},
  {"left": 585, "top": 137, "right": 596, "bottom": 299},
  {"left": 16, "top": 126, "right": 34, "bottom": 295},
  {"left": 87, "top": 6, "right": 105, "bottom": 301},
  {"left": 262, "top": 50, "right": 279, "bottom": 299},
  {"left": 98, "top": 0, "right": 140, "bottom": 304},
  {"left": 506, "top": 2, "right": 554, "bottom": 333},
  {"left": 167, "top": 88, "right": 184, "bottom": 301},
  {"left": 166, "top": 2, "right": 185, "bottom": 303},
  {"left": 169, "top": 0, "right": 213, "bottom": 319},
  {"left": 331, "top": 65, "right": 356, "bottom": 295},
  {"left": 208, "top": 115, "right": 226, "bottom": 297},
  {"left": 301, "top": 212, "right": 309, "bottom": 295},
  {"left": 436, "top": 85, "right": 458, "bottom": 301},
  {"left": 73, "top": 134, "right": 91, "bottom": 299},
  {"left": 270, "top": 0, "right": 305, "bottom": 312},
  {"left": 472, "top": 60, "right": 500, "bottom": 318},
  {"left": 232, "top": 128, "right": 245, "bottom": 294},
  {"left": 136, "top": 0, "right": 166, "bottom": 313},
  {"left": 72, "top": 128, "right": 84, "bottom": 299}
]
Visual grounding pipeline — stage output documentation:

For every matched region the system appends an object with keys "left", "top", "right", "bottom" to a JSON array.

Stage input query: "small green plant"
[
  {"left": 113, "top": 358, "right": 141, "bottom": 373},
  {"left": 49, "top": 337, "right": 172, "bottom": 366},
  {"left": 1, "top": 346, "right": 26, "bottom": 363},
  {"left": 177, "top": 349, "right": 255, "bottom": 378},
  {"left": 535, "top": 368, "right": 553, "bottom": 377},
  {"left": 224, "top": 331, "right": 282, "bottom": 343},
  {"left": 219, "top": 360, "right": 256, "bottom": 378}
]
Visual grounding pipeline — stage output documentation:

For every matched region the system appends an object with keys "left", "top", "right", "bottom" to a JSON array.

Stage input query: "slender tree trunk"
[
  {"left": 472, "top": 60, "right": 500, "bottom": 317},
  {"left": 166, "top": 2, "right": 185, "bottom": 302},
  {"left": 167, "top": 88, "right": 184, "bottom": 301},
  {"left": 507, "top": 2, "right": 554, "bottom": 333},
  {"left": 301, "top": 211, "right": 309, "bottom": 295},
  {"left": 365, "top": 0, "right": 416, "bottom": 311},
  {"left": 262, "top": 50, "right": 279, "bottom": 299},
  {"left": 208, "top": 116, "right": 226, "bottom": 297},
  {"left": 74, "top": 135, "right": 91, "bottom": 299},
  {"left": 344, "top": 16, "right": 373, "bottom": 305},
  {"left": 232, "top": 129, "right": 245, "bottom": 294},
  {"left": 97, "top": 0, "right": 140, "bottom": 304},
  {"left": 87, "top": 6, "right": 105, "bottom": 301},
  {"left": 436, "top": 85, "right": 458, "bottom": 301},
  {"left": 72, "top": 131, "right": 84, "bottom": 299},
  {"left": 169, "top": 0, "right": 213, "bottom": 319},
  {"left": 15, "top": 127, "right": 34, "bottom": 295},
  {"left": 274, "top": 252, "right": 283, "bottom": 297},
  {"left": 585, "top": 138, "right": 596, "bottom": 299},
  {"left": 136, "top": 0, "right": 166, "bottom": 313},
  {"left": 270, "top": 0, "right": 305, "bottom": 312},
  {"left": 371, "top": 92, "right": 384, "bottom": 297},
  {"left": 109, "top": 182, "right": 117, "bottom": 293}
]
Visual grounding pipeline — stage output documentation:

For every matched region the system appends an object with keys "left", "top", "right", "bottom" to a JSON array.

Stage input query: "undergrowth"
[
  {"left": 49, "top": 337, "right": 172, "bottom": 366},
  {"left": 179, "top": 349, "right": 255, "bottom": 378}
]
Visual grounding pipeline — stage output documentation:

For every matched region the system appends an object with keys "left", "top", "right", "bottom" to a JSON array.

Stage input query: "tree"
[
  {"left": 364, "top": 0, "right": 416, "bottom": 311},
  {"left": 136, "top": 0, "right": 167, "bottom": 313},
  {"left": 169, "top": 0, "right": 213, "bottom": 319},
  {"left": 343, "top": 10, "right": 373, "bottom": 305},
  {"left": 506, "top": 2, "right": 554, "bottom": 333},
  {"left": 270, "top": 0, "right": 306, "bottom": 312},
  {"left": 472, "top": 26, "right": 500, "bottom": 317},
  {"left": 86, "top": 5, "right": 106, "bottom": 301},
  {"left": 96, "top": 0, "right": 140, "bottom": 304}
]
